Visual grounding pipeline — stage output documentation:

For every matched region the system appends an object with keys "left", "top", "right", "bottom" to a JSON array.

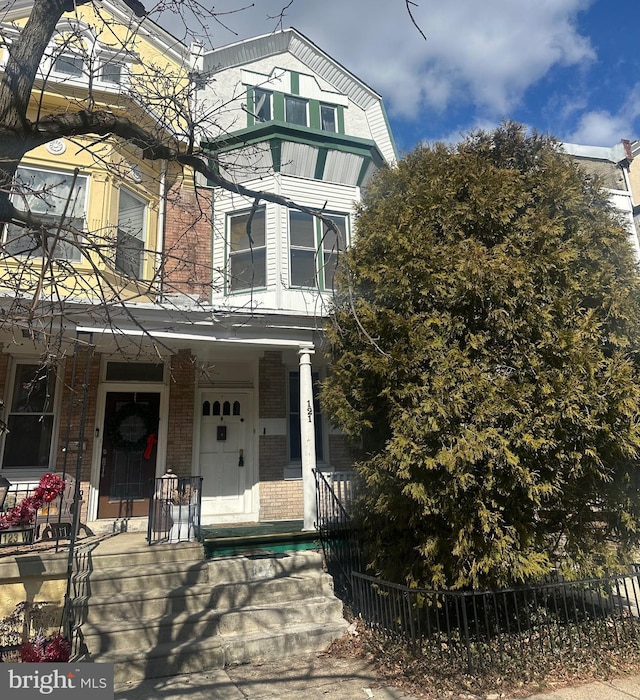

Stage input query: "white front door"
[{"left": 198, "top": 391, "right": 253, "bottom": 519}]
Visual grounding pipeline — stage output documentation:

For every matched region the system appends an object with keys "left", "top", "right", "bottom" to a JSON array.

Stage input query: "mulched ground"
[{"left": 326, "top": 617, "right": 640, "bottom": 700}]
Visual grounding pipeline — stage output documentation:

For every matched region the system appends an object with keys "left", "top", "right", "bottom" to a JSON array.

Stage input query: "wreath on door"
[{"left": 107, "top": 402, "right": 157, "bottom": 453}]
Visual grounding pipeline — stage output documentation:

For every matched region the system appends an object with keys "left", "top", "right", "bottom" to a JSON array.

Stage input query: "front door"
[
  {"left": 98, "top": 392, "right": 160, "bottom": 518},
  {"left": 199, "top": 391, "right": 252, "bottom": 517}
]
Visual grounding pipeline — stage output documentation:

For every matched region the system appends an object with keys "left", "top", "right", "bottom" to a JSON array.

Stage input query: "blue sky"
[{"left": 159, "top": 0, "right": 640, "bottom": 155}]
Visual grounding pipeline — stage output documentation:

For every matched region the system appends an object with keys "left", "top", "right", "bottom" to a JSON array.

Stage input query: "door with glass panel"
[{"left": 98, "top": 392, "right": 160, "bottom": 518}]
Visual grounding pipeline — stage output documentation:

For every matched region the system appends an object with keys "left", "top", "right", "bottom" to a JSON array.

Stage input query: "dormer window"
[
  {"left": 101, "top": 61, "right": 123, "bottom": 85},
  {"left": 285, "top": 96, "right": 307, "bottom": 126},
  {"left": 320, "top": 104, "right": 337, "bottom": 133},
  {"left": 53, "top": 54, "right": 83, "bottom": 77},
  {"left": 253, "top": 88, "right": 272, "bottom": 122}
]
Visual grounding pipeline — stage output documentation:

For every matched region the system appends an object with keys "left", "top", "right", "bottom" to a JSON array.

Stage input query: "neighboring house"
[
  {"left": 628, "top": 140, "right": 640, "bottom": 238},
  {"left": 0, "top": 5, "right": 396, "bottom": 533},
  {"left": 563, "top": 140, "right": 639, "bottom": 258}
]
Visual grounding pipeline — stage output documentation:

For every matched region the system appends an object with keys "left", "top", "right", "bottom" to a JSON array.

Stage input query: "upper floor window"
[
  {"left": 3, "top": 166, "right": 87, "bottom": 262},
  {"left": 53, "top": 54, "right": 84, "bottom": 77},
  {"left": 320, "top": 104, "right": 337, "bottom": 132},
  {"left": 101, "top": 61, "right": 123, "bottom": 85},
  {"left": 289, "top": 211, "right": 348, "bottom": 290},
  {"left": 2, "top": 362, "right": 57, "bottom": 471},
  {"left": 285, "top": 96, "right": 307, "bottom": 126},
  {"left": 253, "top": 88, "right": 272, "bottom": 122},
  {"left": 116, "top": 188, "right": 146, "bottom": 279},
  {"left": 228, "top": 208, "right": 266, "bottom": 292}
]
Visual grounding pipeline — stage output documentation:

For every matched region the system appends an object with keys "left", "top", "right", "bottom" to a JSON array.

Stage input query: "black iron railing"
[
  {"left": 352, "top": 569, "right": 640, "bottom": 673},
  {"left": 147, "top": 474, "right": 203, "bottom": 545},
  {"left": 314, "top": 469, "right": 362, "bottom": 601}
]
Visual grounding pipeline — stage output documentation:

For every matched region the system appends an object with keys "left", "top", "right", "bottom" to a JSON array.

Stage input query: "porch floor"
[{"left": 201, "top": 520, "right": 319, "bottom": 557}]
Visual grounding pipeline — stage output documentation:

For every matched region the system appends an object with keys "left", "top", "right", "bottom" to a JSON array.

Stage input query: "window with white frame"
[
  {"left": 116, "top": 188, "right": 146, "bottom": 279},
  {"left": 253, "top": 88, "right": 272, "bottom": 122},
  {"left": 320, "top": 104, "right": 337, "bottom": 132},
  {"left": 4, "top": 167, "right": 87, "bottom": 262},
  {"left": 228, "top": 207, "right": 266, "bottom": 292},
  {"left": 321, "top": 214, "right": 347, "bottom": 289},
  {"left": 289, "top": 211, "right": 348, "bottom": 290},
  {"left": 288, "top": 371, "right": 323, "bottom": 462},
  {"left": 2, "top": 362, "right": 57, "bottom": 470},
  {"left": 289, "top": 211, "right": 317, "bottom": 287},
  {"left": 285, "top": 96, "right": 308, "bottom": 126}
]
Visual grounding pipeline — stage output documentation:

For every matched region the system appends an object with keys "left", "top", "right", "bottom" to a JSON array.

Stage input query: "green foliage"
[{"left": 322, "top": 122, "right": 640, "bottom": 590}]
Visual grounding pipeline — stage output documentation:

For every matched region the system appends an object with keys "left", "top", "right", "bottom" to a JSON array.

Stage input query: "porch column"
[{"left": 299, "top": 345, "right": 317, "bottom": 531}]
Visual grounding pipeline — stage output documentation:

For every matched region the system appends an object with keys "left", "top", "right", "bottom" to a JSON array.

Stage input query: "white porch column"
[{"left": 299, "top": 345, "right": 317, "bottom": 531}]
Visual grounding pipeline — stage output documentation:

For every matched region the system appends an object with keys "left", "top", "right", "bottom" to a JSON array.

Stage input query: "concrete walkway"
[{"left": 112, "top": 653, "right": 640, "bottom": 700}]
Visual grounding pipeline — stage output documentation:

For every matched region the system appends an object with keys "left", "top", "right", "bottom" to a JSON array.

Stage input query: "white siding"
[
  {"left": 281, "top": 142, "right": 318, "bottom": 179},
  {"left": 324, "top": 151, "right": 364, "bottom": 186}
]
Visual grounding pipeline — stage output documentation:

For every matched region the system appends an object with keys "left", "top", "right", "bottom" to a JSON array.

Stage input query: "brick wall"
[
  {"left": 55, "top": 350, "right": 101, "bottom": 523},
  {"left": 166, "top": 349, "right": 195, "bottom": 476},
  {"left": 259, "top": 480, "right": 303, "bottom": 521},
  {"left": 258, "top": 435, "right": 287, "bottom": 481},
  {"left": 258, "top": 351, "right": 286, "bottom": 419},
  {"left": 328, "top": 434, "right": 358, "bottom": 471},
  {"left": 163, "top": 182, "right": 213, "bottom": 299}
]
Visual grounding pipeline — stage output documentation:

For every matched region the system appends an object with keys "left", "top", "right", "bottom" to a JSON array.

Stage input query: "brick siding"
[
  {"left": 166, "top": 349, "right": 195, "bottom": 476},
  {"left": 259, "top": 479, "right": 303, "bottom": 521}
]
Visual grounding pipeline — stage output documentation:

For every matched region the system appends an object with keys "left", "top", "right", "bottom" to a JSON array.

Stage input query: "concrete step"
[
  {"left": 79, "top": 596, "right": 343, "bottom": 653},
  {"left": 94, "top": 621, "right": 348, "bottom": 683},
  {"left": 77, "top": 572, "right": 334, "bottom": 623},
  {"left": 79, "top": 540, "right": 204, "bottom": 571},
  {"left": 75, "top": 560, "right": 210, "bottom": 595}
]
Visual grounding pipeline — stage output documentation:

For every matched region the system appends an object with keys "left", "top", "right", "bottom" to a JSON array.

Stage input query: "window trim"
[
  {"left": 52, "top": 53, "right": 84, "bottom": 78},
  {"left": 253, "top": 87, "right": 272, "bottom": 122},
  {"left": 1, "top": 359, "right": 61, "bottom": 477},
  {"left": 319, "top": 103, "right": 338, "bottom": 133},
  {"left": 226, "top": 207, "right": 267, "bottom": 294}
]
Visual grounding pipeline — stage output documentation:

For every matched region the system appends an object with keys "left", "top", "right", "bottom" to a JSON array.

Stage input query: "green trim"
[
  {"left": 290, "top": 71, "right": 300, "bottom": 95},
  {"left": 246, "top": 86, "right": 255, "bottom": 127},
  {"left": 337, "top": 105, "right": 345, "bottom": 135},
  {"left": 309, "top": 99, "right": 321, "bottom": 130},
  {"left": 273, "top": 92, "right": 285, "bottom": 121},
  {"left": 357, "top": 159, "right": 373, "bottom": 188},
  {"left": 314, "top": 148, "right": 328, "bottom": 180},
  {"left": 204, "top": 122, "right": 382, "bottom": 160}
]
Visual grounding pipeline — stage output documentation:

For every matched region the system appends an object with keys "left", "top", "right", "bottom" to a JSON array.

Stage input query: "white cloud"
[
  {"left": 568, "top": 83, "right": 640, "bottom": 145},
  {"left": 160, "top": 0, "right": 596, "bottom": 120}
]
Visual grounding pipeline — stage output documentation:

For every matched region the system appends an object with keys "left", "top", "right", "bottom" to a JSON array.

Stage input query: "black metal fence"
[
  {"left": 147, "top": 474, "right": 203, "bottom": 545},
  {"left": 314, "top": 470, "right": 640, "bottom": 674},
  {"left": 314, "top": 469, "right": 362, "bottom": 600}
]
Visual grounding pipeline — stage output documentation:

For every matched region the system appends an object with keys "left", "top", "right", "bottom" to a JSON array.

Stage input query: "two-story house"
[{"left": 0, "top": 4, "right": 396, "bottom": 534}]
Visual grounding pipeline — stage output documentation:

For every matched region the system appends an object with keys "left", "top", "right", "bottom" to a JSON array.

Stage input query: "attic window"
[
  {"left": 320, "top": 104, "right": 337, "bottom": 132},
  {"left": 285, "top": 96, "right": 307, "bottom": 126},
  {"left": 253, "top": 88, "right": 272, "bottom": 122},
  {"left": 101, "top": 62, "right": 122, "bottom": 84},
  {"left": 53, "top": 54, "right": 83, "bottom": 77}
]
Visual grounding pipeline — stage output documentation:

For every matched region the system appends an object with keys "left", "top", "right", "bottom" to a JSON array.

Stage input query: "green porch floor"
[{"left": 201, "top": 520, "right": 320, "bottom": 557}]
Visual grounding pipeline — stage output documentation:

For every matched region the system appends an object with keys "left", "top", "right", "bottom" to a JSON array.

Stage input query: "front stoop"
[{"left": 72, "top": 543, "right": 347, "bottom": 682}]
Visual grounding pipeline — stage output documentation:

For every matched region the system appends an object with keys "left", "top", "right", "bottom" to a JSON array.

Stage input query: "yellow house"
[{"left": 0, "top": 0, "right": 192, "bottom": 303}]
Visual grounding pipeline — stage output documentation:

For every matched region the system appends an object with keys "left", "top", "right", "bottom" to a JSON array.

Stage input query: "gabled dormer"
[{"left": 196, "top": 29, "right": 396, "bottom": 315}]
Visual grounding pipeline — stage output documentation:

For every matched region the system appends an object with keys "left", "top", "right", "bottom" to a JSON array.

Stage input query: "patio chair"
[{"left": 35, "top": 476, "right": 82, "bottom": 540}]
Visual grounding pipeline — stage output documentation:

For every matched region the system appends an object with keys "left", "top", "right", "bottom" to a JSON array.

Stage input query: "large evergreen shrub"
[{"left": 322, "top": 123, "right": 640, "bottom": 589}]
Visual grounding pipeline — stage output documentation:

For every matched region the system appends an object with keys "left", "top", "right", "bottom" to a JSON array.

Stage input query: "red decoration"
[
  {"left": 19, "top": 633, "right": 71, "bottom": 662},
  {"left": 0, "top": 473, "right": 65, "bottom": 530},
  {"left": 143, "top": 433, "right": 158, "bottom": 460}
]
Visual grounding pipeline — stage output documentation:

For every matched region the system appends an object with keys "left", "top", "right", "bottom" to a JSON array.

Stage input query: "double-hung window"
[
  {"left": 116, "top": 188, "right": 146, "bottom": 279},
  {"left": 285, "top": 96, "right": 308, "bottom": 126},
  {"left": 289, "top": 211, "right": 347, "bottom": 290},
  {"left": 4, "top": 167, "right": 87, "bottom": 262},
  {"left": 320, "top": 214, "right": 347, "bottom": 289},
  {"left": 2, "top": 363, "right": 57, "bottom": 470},
  {"left": 253, "top": 88, "right": 272, "bottom": 122},
  {"left": 228, "top": 208, "right": 266, "bottom": 292}
]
